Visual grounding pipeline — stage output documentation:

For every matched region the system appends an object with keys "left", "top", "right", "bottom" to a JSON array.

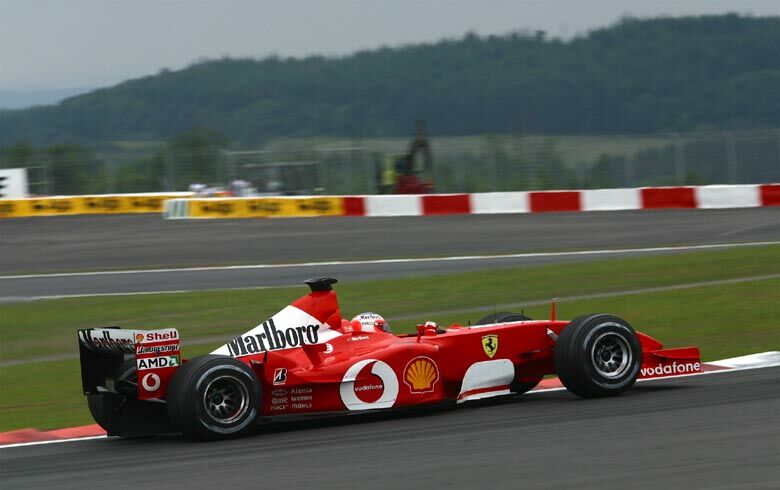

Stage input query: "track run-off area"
[
  {"left": 0, "top": 207, "right": 778, "bottom": 488},
  {"left": 1, "top": 363, "right": 778, "bottom": 489},
  {"left": 0, "top": 207, "right": 778, "bottom": 299}
]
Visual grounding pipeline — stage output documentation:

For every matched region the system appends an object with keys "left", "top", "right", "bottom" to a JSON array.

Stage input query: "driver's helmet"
[{"left": 351, "top": 312, "right": 391, "bottom": 333}]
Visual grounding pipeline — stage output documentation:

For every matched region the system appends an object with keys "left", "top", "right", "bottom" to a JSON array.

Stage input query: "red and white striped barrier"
[
  {"left": 350, "top": 184, "right": 779, "bottom": 217},
  {"left": 163, "top": 184, "right": 779, "bottom": 219}
]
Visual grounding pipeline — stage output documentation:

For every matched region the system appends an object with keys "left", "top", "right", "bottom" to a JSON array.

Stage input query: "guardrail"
[
  {"left": 0, "top": 193, "right": 193, "bottom": 218},
  {"left": 164, "top": 184, "right": 779, "bottom": 219},
  {"left": 2, "top": 185, "right": 776, "bottom": 219}
]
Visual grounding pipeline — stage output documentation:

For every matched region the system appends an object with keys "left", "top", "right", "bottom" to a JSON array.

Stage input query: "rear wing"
[{"left": 78, "top": 327, "right": 181, "bottom": 400}]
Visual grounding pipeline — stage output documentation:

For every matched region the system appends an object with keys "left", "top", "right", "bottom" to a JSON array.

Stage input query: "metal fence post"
[
  {"left": 456, "top": 157, "right": 465, "bottom": 192},
  {"left": 163, "top": 151, "right": 173, "bottom": 191},
  {"left": 776, "top": 129, "right": 780, "bottom": 178},
  {"left": 577, "top": 161, "right": 586, "bottom": 188},
  {"left": 625, "top": 154, "right": 635, "bottom": 187},
  {"left": 725, "top": 131, "right": 738, "bottom": 184},
  {"left": 322, "top": 157, "right": 329, "bottom": 193},
  {"left": 363, "top": 150, "right": 374, "bottom": 194},
  {"left": 42, "top": 165, "right": 49, "bottom": 195},
  {"left": 106, "top": 159, "right": 115, "bottom": 193},
  {"left": 223, "top": 150, "right": 236, "bottom": 182},
  {"left": 673, "top": 133, "right": 686, "bottom": 185},
  {"left": 345, "top": 153, "right": 354, "bottom": 194},
  {"left": 490, "top": 154, "right": 498, "bottom": 191}
]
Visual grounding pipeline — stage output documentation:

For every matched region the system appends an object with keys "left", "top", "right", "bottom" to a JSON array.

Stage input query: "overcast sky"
[{"left": 1, "top": 0, "right": 778, "bottom": 91}]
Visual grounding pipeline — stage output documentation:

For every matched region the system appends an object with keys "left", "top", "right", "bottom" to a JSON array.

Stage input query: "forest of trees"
[{"left": 1, "top": 14, "right": 778, "bottom": 147}]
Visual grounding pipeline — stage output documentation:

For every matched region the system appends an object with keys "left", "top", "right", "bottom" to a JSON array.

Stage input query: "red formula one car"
[{"left": 78, "top": 278, "right": 702, "bottom": 440}]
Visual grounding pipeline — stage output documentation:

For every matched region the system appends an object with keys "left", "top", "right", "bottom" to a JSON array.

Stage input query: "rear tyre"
[
  {"left": 476, "top": 312, "right": 532, "bottom": 325},
  {"left": 554, "top": 314, "right": 642, "bottom": 398},
  {"left": 87, "top": 359, "right": 137, "bottom": 434},
  {"left": 166, "top": 355, "right": 261, "bottom": 440}
]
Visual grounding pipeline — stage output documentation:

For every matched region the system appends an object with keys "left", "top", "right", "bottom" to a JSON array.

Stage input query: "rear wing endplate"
[{"left": 78, "top": 327, "right": 181, "bottom": 400}]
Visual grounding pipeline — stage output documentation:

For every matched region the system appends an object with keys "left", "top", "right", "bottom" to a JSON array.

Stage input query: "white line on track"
[
  {"left": 2, "top": 240, "right": 778, "bottom": 280},
  {"left": 1, "top": 351, "right": 778, "bottom": 450},
  {"left": 0, "top": 284, "right": 300, "bottom": 302},
  {"left": 529, "top": 365, "right": 773, "bottom": 393},
  {"left": 0, "top": 435, "right": 107, "bottom": 449},
  {"left": 530, "top": 354, "right": 780, "bottom": 393},
  {"left": 717, "top": 219, "right": 780, "bottom": 237}
]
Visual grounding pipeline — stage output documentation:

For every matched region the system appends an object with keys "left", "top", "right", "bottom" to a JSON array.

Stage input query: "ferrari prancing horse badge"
[{"left": 482, "top": 334, "right": 498, "bottom": 358}]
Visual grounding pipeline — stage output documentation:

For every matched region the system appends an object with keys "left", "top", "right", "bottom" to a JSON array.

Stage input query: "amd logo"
[{"left": 137, "top": 355, "right": 180, "bottom": 370}]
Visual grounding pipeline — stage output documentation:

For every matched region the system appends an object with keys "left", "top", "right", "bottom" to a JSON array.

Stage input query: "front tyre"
[
  {"left": 166, "top": 355, "right": 261, "bottom": 440},
  {"left": 554, "top": 314, "right": 641, "bottom": 398}
]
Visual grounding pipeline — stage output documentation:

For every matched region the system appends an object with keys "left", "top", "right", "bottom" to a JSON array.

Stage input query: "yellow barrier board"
[
  {"left": 0, "top": 195, "right": 343, "bottom": 219},
  {"left": 247, "top": 197, "right": 344, "bottom": 218},
  {"left": 78, "top": 196, "right": 130, "bottom": 214},
  {"left": 187, "top": 197, "right": 344, "bottom": 218},
  {"left": 0, "top": 194, "right": 192, "bottom": 218},
  {"left": 189, "top": 199, "right": 248, "bottom": 218},
  {"left": 0, "top": 199, "right": 30, "bottom": 218},
  {"left": 0, "top": 198, "right": 81, "bottom": 217},
  {"left": 124, "top": 195, "right": 174, "bottom": 213}
]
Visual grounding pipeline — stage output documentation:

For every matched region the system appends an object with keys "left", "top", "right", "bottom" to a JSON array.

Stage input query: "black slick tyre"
[
  {"left": 166, "top": 355, "right": 261, "bottom": 440},
  {"left": 554, "top": 314, "right": 642, "bottom": 398}
]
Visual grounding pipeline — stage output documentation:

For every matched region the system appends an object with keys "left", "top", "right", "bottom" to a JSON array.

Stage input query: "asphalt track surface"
[
  {"left": 1, "top": 367, "right": 778, "bottom": 489},
  {"left": 1, "top": 208, "right": 778, "bottom": 299}
]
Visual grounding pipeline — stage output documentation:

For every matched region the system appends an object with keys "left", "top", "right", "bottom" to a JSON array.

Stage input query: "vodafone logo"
[
  {"left": 339, "top": 359, "right": 399, "bottom": 410},
  {"left": 640, "top": 362, "right": 701, "bottom": 377},
  {"left": 141, "top": 373, "right": 161, "bottom": 392}
]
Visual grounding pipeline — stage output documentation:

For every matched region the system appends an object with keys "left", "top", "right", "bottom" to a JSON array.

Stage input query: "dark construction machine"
[{"left": 378, "top": 121, "right": 435, "bottom": 194}]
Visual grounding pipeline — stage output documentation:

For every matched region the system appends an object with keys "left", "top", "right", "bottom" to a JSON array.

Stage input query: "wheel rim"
[
  {"left": 590, "top": 332, "right": 632, "bottom": 379},
  {"left": 202, "top": 375, "right": 249, "bottom": 425}
]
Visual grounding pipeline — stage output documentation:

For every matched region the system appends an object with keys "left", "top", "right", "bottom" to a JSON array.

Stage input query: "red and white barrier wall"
[
  {"left": 164, "top": 184, "right": 779, "bottom": 219},
  {"left": 346, "top": 184, "right": 779, "bottom": 217}
]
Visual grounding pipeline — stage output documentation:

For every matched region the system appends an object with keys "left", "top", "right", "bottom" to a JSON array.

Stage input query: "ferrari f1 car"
[{"left": 78, "top": 278, "right": 702, "bottom": 440}]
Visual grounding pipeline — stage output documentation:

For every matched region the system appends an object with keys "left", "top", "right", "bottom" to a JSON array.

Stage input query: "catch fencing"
[
  {"left": 197, "top": 129, "right": 780, "bottom": 194},
  {"left": 2, "top": 129, "right": 778, "bottom": 196}
]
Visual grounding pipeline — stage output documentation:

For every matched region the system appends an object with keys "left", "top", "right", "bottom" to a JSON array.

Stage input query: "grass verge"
[
  {"left": 0, "top": 245, "right": 778, "bottom": 432},
  {"left": 2, "top": 245, "right": 779, "bottom": 362}
]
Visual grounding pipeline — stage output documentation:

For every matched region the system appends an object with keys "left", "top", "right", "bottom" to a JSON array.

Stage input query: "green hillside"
[{"left": 1, "top": 14, "right": 778, "bottom": 146}]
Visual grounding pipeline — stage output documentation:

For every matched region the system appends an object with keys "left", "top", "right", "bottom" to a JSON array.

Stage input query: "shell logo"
[
  {"left": 135, "top": 333, "right": 144, "bottom": 344},
  {"left": 403, "top": 357, "right": 439, "bottom": 394}
]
